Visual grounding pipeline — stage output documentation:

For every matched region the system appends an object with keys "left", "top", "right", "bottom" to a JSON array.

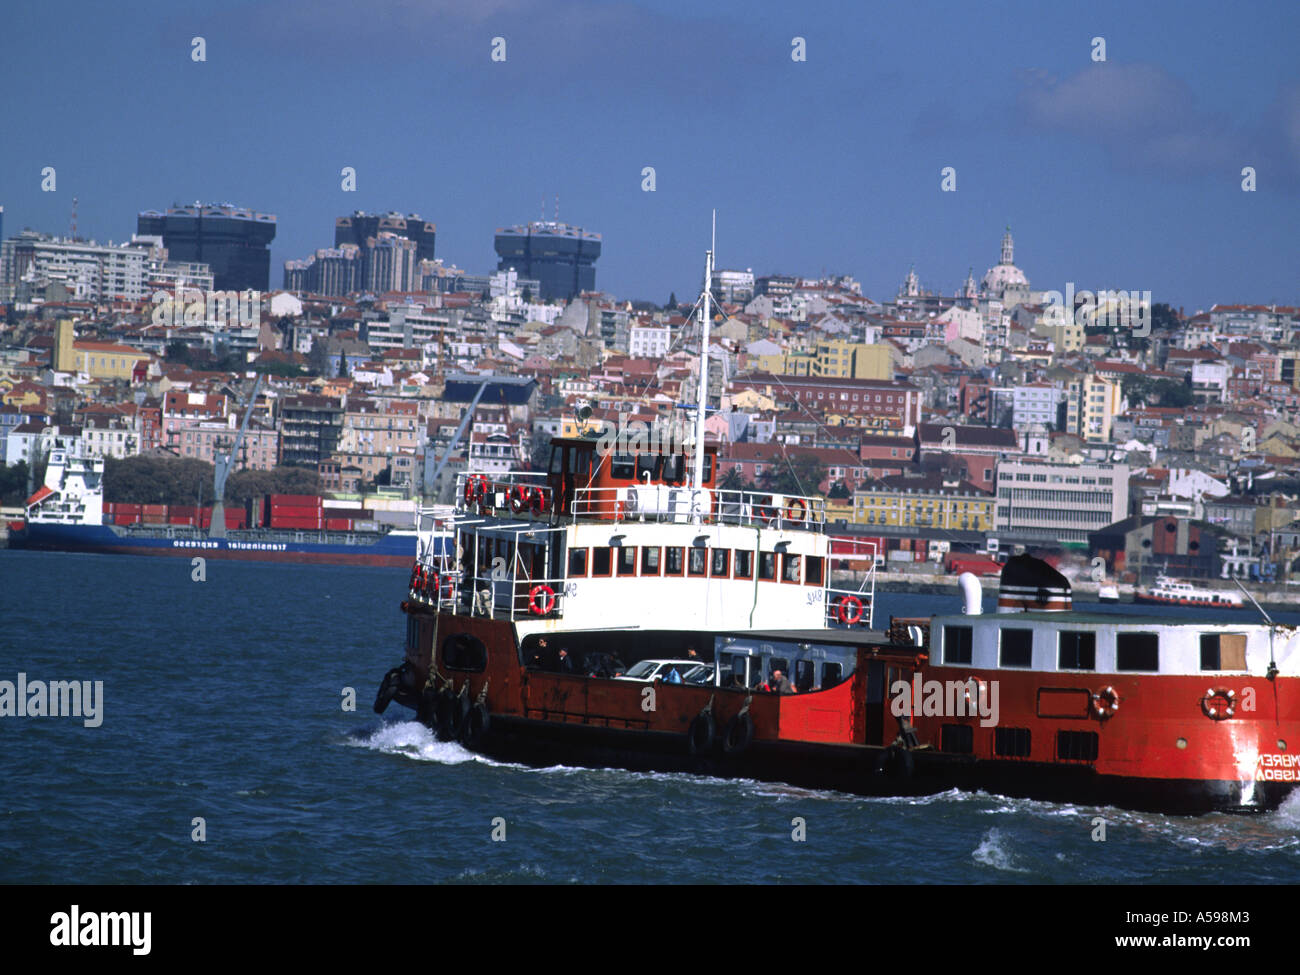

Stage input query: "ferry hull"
[
  {"left": 10, "top": 522, "right": 417, "bottom": 567},
  {"left": 1133, "top": 594, "right": 1245, "bottom": 610},
  {"left": 381, "top": 608, "right": 1299, "bottom": 815}
]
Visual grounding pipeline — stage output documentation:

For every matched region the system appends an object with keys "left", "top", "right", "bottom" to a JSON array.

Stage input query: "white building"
[{"left": 629, "top": 321, "right": 671, "bottom": 359}]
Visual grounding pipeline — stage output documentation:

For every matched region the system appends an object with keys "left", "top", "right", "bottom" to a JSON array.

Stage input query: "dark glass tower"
[
  {"left": 494, "top": 221, "right": 601, "bottom": 302},
  {"left": 137, "top": 204, "right": 276, "bottom": 291},
  {"left": 335, "top": 212, "right": 436, "bottom": 262}
]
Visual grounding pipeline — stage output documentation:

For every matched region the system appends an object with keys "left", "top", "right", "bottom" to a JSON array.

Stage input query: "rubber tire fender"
[
  {"left": 373, "top": 667, "right": 402, "bottom": 714},
  {"left": 461, "top": 702, "right": 490, "bottom": 749},
  {"left": 721, "top": 711, "right": 754, "bottom": 756},
  {"left": 687, "top": 711, "right": 715, "bottom": 757}
]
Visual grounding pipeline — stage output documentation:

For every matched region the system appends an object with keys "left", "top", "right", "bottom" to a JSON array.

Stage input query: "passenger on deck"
[
  {"left": 558, "top": 648, "right": 574, "bottom": 673},
  {"left": 664, "top": 667, "right": 683, "bottom": 684},
  {"left": 528, "top": 637, "right": 548, "bottom": 670},
  {"left": 765, "top": 670, "right": 795, "bottom": 694}
]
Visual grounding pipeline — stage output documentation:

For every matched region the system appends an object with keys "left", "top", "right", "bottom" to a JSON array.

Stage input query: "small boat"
[
  {"left": 1097, "top": 582, "right": 1120, "bottom": 603},
  {"left": 1134, "top": 574, "right": 1245, "bottom": 609}
]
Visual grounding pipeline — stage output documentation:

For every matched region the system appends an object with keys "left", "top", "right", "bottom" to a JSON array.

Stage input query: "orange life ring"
[
  {"left": 786, "top": 498, "right": 807, "bottom": 521},
  {"left": 836, "top": 594, "right": 864, "bottom": 625},
  {"left": 423, "top": 570, "right": 440, "bottom": 601},
  {"left": 509, "top": 484, "right": 530, "bottom": 514},
  {"left": 529, "top": 584, "right": 556, "bottom": 616},
  {"left": 1092, "top": 685, "right": 1121, "bottom": 719},
  {"left": 529, "top": 487, "right": 547, "bottom": 516},
  {"left": 464, "top": 474, "right": 488, "bottom": 507},
  {"left": 1201, "top": 687, "right": 1235, "bottom": 720},
  {"left": 409, "top": 562, "right": 421, "bottom": 591}
]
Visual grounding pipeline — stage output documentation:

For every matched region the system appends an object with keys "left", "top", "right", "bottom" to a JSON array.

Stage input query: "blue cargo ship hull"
[{"left": 9, "top": 521, "right": 424, "bottom": 566}]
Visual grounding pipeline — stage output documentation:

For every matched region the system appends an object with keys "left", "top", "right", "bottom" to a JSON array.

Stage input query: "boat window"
[
  {"left": 1116, "top": 632, "right": 1159, "bottom": 672},
  {"left": 549, "top": 447, "right": 563, "bottom": 474},
  {"left": 941, "top": 725, "right": 973, "bottom": 754},
  {"left": 1057, "top": 730, "right": 1099, "bottom": 761},
  {"left": 611, "top": 454, "right": 635, "bottom": 479},
  {"left": 442, "top": 632, "right": 487, "bottom": 672},
  {"left": 1000, "top": 629, "right": 1033, "bottom": 668},
  {"left": 710, "top": 548, "right": 730, "bottom": 577},
  {"left": 805, "top": 556, "right": 825, "bottom": 586},
  {"left": 995, "top": 728, "right": 1031, "bottom": 758},
  {"left": 782, "top": 554, "right": 802, "bottom": 583},
  {"left": 1200, "top": 633, "right": 1247, "bottom": 671},
  {"left": 591, "top": 546, "right": 612, "bottom": 576},
  {"left": 795, "top": 660, "right": 816, "bottom": 692},
  {"left": 821, "top": 661, "right": 843, "bottom": 688},
  {"left": 635, "top": 454, "right": 660, "bottom": 480},
  {"left": 662, "top": 455, "right": 685, "bottom": 484},
  {"left": 688, "top": 547, "right": 708, "bottom": 576},
  {"left": 943, "top": 625, "right": 973, "bottom": 665},
  {"left": 568, "top": 548, "right": 588, "bottom": 577},
  {"left": 758, "top": 552, "right": 777, "bottom": 581},
  {"left": 1058, "top": 631, "right": 1096, "bottom": 670},
  {"left": 616, "top": 546, "right": 637, "bottom": 576},
  {"left": 734, "top": 550, "right": 753, "bottom": 579},
  {"left": 721, "top": 653, "right": 752, "bottom": 689},
  {"left": 641, "top": 546, "right": 661, "bottom": 575},
  {"left": 567, "top": 449, "right": 590, "bottom": 476},
  {"left": 702, "top": 454, "right": 714, "bottom": 484},
  {"left": 664, "top": 546, "right": 684, "bottom": 576}
]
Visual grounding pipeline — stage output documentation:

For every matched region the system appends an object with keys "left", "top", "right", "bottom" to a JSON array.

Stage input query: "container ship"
[
  {"left": 372, "top": 244, "right": 1299, "bottom": 815},
  {"left": 9, "top": 448, "right": 428, "bottom": 566}
]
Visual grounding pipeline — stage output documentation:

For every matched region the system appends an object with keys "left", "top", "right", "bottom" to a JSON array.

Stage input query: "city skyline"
[{"left": 2, "top": 0, "right": 1297, "bottom": 310}]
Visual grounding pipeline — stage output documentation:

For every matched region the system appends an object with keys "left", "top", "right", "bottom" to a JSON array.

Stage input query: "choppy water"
[{"left": 2, "top": 550, "right": 1298, "bottom": 884}]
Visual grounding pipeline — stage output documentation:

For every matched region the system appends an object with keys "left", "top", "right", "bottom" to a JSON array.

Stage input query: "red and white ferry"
[
  {"left": 1134, "top": 574, "right": 1246, "bottom": 610},
  {"left": 373, "top": 249, "right": 1299, "bottom": 815}
]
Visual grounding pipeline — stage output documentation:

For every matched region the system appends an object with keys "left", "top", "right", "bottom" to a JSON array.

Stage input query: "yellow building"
[
  {"left": 53, "top": 320, "right": 152, "bottom": 380},
  {"left": 852, "top": 475, "right": 994, "bottom": 531},
  {"left": 1066, "top": 373, "right": 1121, "bottom": 443},
  {"left": 812, "top": 341, "right": 894, "bottom": 380}
]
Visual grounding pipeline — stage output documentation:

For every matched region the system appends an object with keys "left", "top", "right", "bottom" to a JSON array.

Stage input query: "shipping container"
[
  {"left": 267, "top": 494, "right": 322, "bottom": 507},
  {"left": 324, "top": 518, "right": 352, "bottom": 531}
]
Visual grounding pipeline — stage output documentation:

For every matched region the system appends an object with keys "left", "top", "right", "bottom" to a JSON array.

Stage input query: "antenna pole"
[{"left": 692, "top": 233, "right": 713, "bottom": 500}]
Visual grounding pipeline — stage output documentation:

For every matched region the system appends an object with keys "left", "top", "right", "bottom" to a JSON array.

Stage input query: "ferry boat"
[
  {"left": 371, "top": 246, "right": 1299, "bottom": 815},
  {"left": 8, "top": 447, "right": 426, "bottom": 566},
  {"left": 1134, "top": 574, "right": 1246, "bottom": 610}
]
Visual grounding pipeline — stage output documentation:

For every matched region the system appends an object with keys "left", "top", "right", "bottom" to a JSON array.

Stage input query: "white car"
[{"left": 614, "top": 659, "right": 714, "bottom": 685}]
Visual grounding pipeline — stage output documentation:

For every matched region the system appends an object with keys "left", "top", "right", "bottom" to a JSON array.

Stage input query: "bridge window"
[
  {"left": 805, "top": 556, "right": 824, "bottom": 586},
  {"left": 662, "top": 455, "right": 686, "bottom": 484},
  {"left": 710, "top": 548, "right": 730, "bottom": 577},
  {"left": 795, "top": 660, "right": 816, "bottom": 692},
  {"left": 688, "top": 547, "right": 708, "bottom": 576},
  {"left": 734, "top": 550, "right": 753, "bottom": 579},
  {"left": 1000, "top": 629, "right": 1033, "bottom": 668},
  {"left": 782, "top": 554, "right": 802, "bottom": 583},
  {"left": 665, "top": 546, "right": 684, "bottom": 576},
  {"left": 591, "top": 546, "right": 612, "bottom": 577},
  {"left": 758, "top": 552, "right": 777, "bottom": 581},
  {"left": 567, "top": 547, "right": 588, "bottom": 577},
  {"left": 611, "top": 454, "right": 635, "bottom": 479},
  {"left": 1116, "top": 632, "right": 1159, "bottom": 672},
  {"left": 822, "top": 661, "right": 844, "bottom": 688},
  {"left": 1058, "top": 631, "right": 1096, "bottom": 670},
  {"left": 641, "top": 546, "right": 661, "bottom": 575},
  {"left": 635, "top": 454, "right": 660, "bottom": 480},
  {"left": 616, "top": 546, "right": 637, "bottom": 576},
  {"left": 1200, "top": 633, "right": 1247, "bottom": 671},
  {"left": 943, "top": 625, "right": 973, "bottom": 664}
]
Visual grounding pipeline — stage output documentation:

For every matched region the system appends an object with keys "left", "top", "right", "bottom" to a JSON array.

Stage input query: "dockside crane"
[{"left": 209, "top": 374, "right": 263, "bottom": 538}]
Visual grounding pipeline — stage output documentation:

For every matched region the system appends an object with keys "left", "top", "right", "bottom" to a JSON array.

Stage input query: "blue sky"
[{"left": 3, "top": 0, "right": 1297, "bottom": 311}]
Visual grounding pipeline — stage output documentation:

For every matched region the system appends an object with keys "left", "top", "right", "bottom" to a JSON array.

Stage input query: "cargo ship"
[
  {"left": 9, "top": 447, "right": 430, "bottom": 566},
  {"left": 373, "top": 244, "right": 1299, "bottom": 814}
]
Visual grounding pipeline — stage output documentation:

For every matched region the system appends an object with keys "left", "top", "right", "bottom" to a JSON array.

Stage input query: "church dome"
[{"left": 981, "top": 227, "right": 1029, "bottom": 294}]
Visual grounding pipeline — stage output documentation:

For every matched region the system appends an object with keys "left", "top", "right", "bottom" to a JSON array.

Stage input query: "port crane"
[{"left": 208, "top": 374, "right": 263, "bottom": 538}]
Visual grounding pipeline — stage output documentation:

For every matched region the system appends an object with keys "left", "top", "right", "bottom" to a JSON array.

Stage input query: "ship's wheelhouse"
[{"left": 546, "top": 435, "right": 716, "bottom": 520}]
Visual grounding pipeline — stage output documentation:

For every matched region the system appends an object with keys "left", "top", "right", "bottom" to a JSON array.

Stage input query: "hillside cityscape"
[{"left": 1, "top": 201, "right": 1297, "bottom": 588}]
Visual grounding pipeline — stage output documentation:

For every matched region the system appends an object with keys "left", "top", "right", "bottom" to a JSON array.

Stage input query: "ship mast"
[{"left": 691, "top": 213, "right": 714, "bottom": 500}]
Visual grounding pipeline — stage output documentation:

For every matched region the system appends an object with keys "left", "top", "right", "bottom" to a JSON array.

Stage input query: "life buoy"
[
  {"left": 964, "top": 677, "right": 988, "bottom": 711},
  {"left": 687, "top": 711, "right": 715, "bottom": 757},
  {"left": 509, "top": 484, "right": 530, "bottom": 514},
  {"left": 721, "top": 711, "right": 754, "bottom": 756},
  {"left": 464, "top": 474, "right": 488, "bottom": 507},
  {"left": 836, "top": 594, "right": 865, "bottom": 625},
  {"left": 1092, "top": 685, "right": 1120, "bottom": 719},
  {"left": 408, "top": 562, "right": 421, "bottom": 591},
  {"left": 1201, "top": 687, "right": 1236, "bottom": 720},
  {"left": 786, "top": 498, "right": 807, "bottom": 522},
  {"left": 753, "top": 496, "right": 776, "bottom": 521},
  {"left": 422, "top": 570, "right": 440, "bottom": 601},
  {"left": 529, "top": 488, "right": 548, "bottom": 516},
  {"left": 528, "top": 584, "right": 556, "bottom": 616}
]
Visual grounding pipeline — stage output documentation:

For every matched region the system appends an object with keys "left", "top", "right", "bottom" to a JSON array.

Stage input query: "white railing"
[
  {"left": 824, "top": 536, "right": 878, "bottom": 629},
  {"left": 570, "top": 485, "right": 827, "bottom": 532}
]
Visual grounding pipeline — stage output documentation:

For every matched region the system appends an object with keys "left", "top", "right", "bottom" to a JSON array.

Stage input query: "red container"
[
  {"left": 115, "top": 503, "right": 142, "bottom": 517},
  {"left": 324, "top": 518, "right": 352, "bottom": 531},
  {"left": 142, "top": 504, "right": 166, "bottom": 515},
  {"left": 168, "top": 515, "right": 196, "bottom": 526},
  {"left": 267, "top": 494, "right": 321, "bottom": 507},
  {"left": 115, "top": 514, "right": 136, "bottom": 526}
]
